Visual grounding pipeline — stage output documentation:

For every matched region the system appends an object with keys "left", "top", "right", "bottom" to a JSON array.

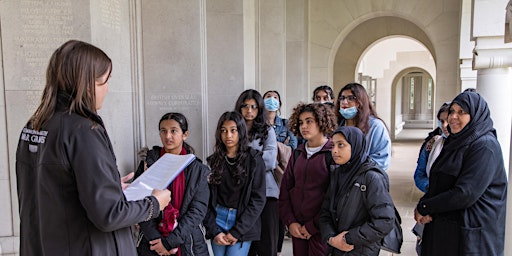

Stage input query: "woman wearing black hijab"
[
  {"left": 319, "top": 126, "right": 395, "bottom": 255},
  {"left": 414, "top": 91, "right": 507, "bottom": 255}
]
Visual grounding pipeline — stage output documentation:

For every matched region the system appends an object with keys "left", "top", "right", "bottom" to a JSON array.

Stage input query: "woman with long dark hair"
[
  {"left": 234, "top": 89, "right": 279, "bottom": 256},
  {"left": 335, "top": 83, "right": 391, "bottom": 170},
  {"left": 204, "top": 111, "right": 266, "bottom": 256}
]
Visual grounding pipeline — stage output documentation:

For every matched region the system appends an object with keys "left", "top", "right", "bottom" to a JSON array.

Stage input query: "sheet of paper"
[{"left": 123, "top": 153, "right": 196, "bottom": 201}]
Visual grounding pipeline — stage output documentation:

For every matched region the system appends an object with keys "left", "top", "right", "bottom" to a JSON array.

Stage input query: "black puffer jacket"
[
  {"left": 319, "top": 161, "right": 395, "bottom": 256},
  {"left": 135, "top": 146, "right": 210, "bottom": 256}
]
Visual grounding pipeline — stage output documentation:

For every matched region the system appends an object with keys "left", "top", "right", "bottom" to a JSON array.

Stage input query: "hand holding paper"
[
  {"left": 124, "top": 153, "right": 196, "bottom": 201},
  {"left": 152, "top": 189, "right": 171, "bottom": 211}
]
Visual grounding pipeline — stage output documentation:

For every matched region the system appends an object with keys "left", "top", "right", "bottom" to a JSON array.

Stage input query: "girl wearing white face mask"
[{"left": 335, "top": 83, "right": 391, "bottom": 171}]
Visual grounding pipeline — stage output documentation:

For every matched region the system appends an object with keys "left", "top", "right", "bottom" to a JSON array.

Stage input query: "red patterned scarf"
[{"left": 158, "top": 147, "right": 186, "bottom": 255}]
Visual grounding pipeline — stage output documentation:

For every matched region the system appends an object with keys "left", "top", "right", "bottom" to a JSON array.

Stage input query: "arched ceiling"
[{"left": 332, "top": 16, "right": 435, "bottom": 93}]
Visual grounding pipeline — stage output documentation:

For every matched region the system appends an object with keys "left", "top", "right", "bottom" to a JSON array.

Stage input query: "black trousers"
[
  {"left": 249, "top": 197, "right": 279, "bottom": 256},
  {"left": 277, "top": 219, "right": 285, "bottom": 252}
]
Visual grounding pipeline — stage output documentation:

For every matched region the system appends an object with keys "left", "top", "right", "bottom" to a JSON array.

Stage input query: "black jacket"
[
  {"left": 417, "top": 92, "right": 507, "bottom": 256},
  {"left": 203, "top": 148, "right": 266, "bottom": 242},
  {"left": 16, "top": 93, "right": 159, "bottom": 256},
  {"left": 319, "top": 161, "right": 395, "bottom": 256},
  {"left": 135, "top": 146, "right": 210, "bottom": 256},
  {"left": 417, "top": 131, "right": 507, "bottom": 255}
]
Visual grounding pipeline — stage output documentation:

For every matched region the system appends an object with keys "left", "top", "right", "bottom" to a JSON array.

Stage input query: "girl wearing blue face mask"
[
  {"left": 263, "top": 90, "right": 298, "bottom": 255},
  {"left": 263, "top": 91, "right": 298, "bottom": 150},
  {"left": 335, "top": 83, "right": 391, "bottom": 171}
]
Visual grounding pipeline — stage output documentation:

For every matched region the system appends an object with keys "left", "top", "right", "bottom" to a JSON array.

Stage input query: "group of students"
[
  {"left": 15, "top": 40, "right": 394, "bottom": 256},
  {"left": 15, "top": 40, "right": 507, "bottom": 256},
  {"left": 128, "top": 81, "right": 395, "bottom": 256}
]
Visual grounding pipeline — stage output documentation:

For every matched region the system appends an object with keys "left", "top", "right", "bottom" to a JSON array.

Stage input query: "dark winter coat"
[
  {"left": 16, "top": 93, "right": 159, "bottom": 256},
  {"left": 416, "top": 92, "right": 507, "bottom": 256},
  {"left": 135, "top": 146, "right": 210, "bottom": 255},
  {"left": 319, "top": 127, "right": 394, "bottom": 256},
  {"left": 203, "top": 148, "right": 266, "bottom": 242},
  {"left": 279, "top": 139, "right": 333, "bottom": 236}
]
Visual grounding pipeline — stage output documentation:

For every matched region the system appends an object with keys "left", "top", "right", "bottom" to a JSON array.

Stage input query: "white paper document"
[{"left": 123, "top": 153, "right": 196, "bottom": 201}]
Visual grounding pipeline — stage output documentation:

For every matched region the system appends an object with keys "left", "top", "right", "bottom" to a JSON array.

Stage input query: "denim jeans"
[{"left": 211, "top": 205, "right": 252, "bottom": 256}]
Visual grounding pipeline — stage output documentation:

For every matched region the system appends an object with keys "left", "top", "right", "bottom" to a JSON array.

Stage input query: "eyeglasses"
[
  {"left": 339, "top": 95, "right": 356, "bottom": 102},
  {"left": 241, "top": 104, "right": 258, "bottom": 110}
]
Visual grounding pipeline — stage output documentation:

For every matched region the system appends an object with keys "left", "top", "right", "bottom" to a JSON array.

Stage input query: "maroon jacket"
[{"left": 279, "top": 139, "right": 332, "bottom": 236}]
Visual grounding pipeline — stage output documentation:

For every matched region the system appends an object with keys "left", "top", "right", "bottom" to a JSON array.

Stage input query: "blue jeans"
[{"left": 211, "top": 205, "right": 252, "bottom": 256}]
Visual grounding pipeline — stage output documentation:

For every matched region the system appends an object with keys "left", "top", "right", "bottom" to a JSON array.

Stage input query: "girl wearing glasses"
[
  {"left": 335, "top": 83, "right": 391, "bottom": 171},
  {"left": 204, "top": 111, "right": 266, "bottom": 256},
  {"left": 234, "top": 89, "right": 279, "bottom": 256}
]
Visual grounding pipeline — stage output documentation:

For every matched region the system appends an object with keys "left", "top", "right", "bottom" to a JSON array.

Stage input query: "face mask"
[
  {"left": 264, "top": 97, "right": 280, "bottom": 111},
  {"left": 438, "top": 120, "right": 448, "bottom": 138},
  {"left": 339, "top": 106, "right": 358, "bottom": 119}
]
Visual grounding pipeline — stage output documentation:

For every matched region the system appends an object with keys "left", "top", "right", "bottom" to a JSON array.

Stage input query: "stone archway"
[
  {"left": 391, "top": 67, "right": 436, "bottom": 140},
  {"left": 327, "top": 15, "right": 444, "bottom": 138},
  {"left": 331, "top": 16, "right": 435, "bottom": 91}
]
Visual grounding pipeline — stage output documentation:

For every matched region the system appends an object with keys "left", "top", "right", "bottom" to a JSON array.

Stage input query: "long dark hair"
[
  {"left": 207, "top": 111, "right": 249, "bottom": 185},
  {"left": 31, "top": 40, "right": 112, "bottom": 130},
  {"left": 335, "top": 83, "right": 384, "bottom": 134},
  {"left": 234, "top": 89, "right": 269, "bottom": 145},
  {"left": 288, "top": 103, "right": 337, "bottom": 138},
  {"left": 159, "top": 112, "right": 194, "bottom": 154}
]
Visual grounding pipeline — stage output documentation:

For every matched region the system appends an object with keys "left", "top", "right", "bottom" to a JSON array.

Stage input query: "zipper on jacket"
[
  {"left": 299, "top": 157, "right": 310, "bottom": 219},
  {"left": 189, "top": 234, "right": 195, "bottom": 256}
]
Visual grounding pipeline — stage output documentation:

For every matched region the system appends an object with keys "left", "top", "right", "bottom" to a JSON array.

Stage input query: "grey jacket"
[{"left": 248, "top": 126, "right": 279, "bottom": 198}]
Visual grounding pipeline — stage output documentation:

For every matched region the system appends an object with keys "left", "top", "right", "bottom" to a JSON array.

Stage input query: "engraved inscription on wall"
[
  {"left": 147, "top": 93, "right": 201, "bottom": 112},
  {"left": 17, "top": 0, "right": 74, "bottom": 90},
  {"left": 100, "top": 0, "right": 121, "bottom": 32}
]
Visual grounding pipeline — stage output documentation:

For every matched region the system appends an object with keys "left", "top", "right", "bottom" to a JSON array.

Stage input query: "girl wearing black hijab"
[
  {"left": 319, "top": 126, "right": 395, "bottom": 255},
  {"left": 414, "top": 91, "right": 507, "bottom": 255}
]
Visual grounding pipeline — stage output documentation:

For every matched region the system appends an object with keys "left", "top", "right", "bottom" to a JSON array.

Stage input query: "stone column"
[
  {"left": 472, "top": 38, "right": 512, "bottom": 171},
  {"left": 471, "top": 0, "right": 512, "bottom": 251}
]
